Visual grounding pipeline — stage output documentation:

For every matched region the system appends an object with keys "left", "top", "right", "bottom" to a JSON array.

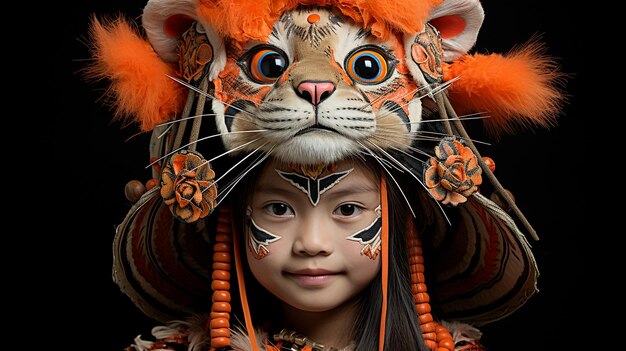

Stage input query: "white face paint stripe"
[{"left": 248, "top": 216, "right": 282, "bottom": 259}]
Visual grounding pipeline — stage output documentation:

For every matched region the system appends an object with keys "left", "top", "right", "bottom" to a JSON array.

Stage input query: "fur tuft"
[
  {"left": 84, "top": 15, "right": 185, "bottom": 131},
  {"left": 443, "top": 39, "right": 565, "bottom": 137},
  {"left": 196, "top": 0, "right": 442, "bottom": 43}
]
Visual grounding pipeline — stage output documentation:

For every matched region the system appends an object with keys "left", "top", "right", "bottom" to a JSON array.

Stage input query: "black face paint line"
[
  {"left": 248, "top": 217, "right": 282, "bottom": 260},
  {"left": 345, "top": 205, "right": 382, "bottom": 259},
  {"left": 276, "top": 168, "right": 353, "bottom": 206}
]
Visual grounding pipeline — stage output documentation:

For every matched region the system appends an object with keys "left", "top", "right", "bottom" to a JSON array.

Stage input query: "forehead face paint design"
[
  {"left": 345, "top": 205, "right": 382, "bottom": 259},
  {"left": 276, "top": 168, "right": 353, "bottom": 206},
  {"left": 247, "top": 207, "right": 282, "bottom": 260}
]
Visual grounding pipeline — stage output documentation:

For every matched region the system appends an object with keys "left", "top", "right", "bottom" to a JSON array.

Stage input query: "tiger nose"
[{"left": 296, "top": 81, "right": 335, "bottom": 106}]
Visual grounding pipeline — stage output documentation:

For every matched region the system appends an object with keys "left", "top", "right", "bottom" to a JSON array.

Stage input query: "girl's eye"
[
  {"left": 334, "top": 204, "right": 363, "bottom": 217},
  {"left": 345, "top": 47, "right": 392, "bottom": 84},
  {"left": 246, "top": 47, "right": 289, "bottom": 83},
  {"left": 263, "top": 203, "right": 294, "bottom": 216}
]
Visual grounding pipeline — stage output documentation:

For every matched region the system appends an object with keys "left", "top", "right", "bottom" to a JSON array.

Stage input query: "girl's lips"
[{"left": 285, "top": 269, "right": 339, "bottom": 287}]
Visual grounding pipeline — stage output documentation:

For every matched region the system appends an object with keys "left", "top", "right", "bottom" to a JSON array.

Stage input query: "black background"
[{"left": 58, "top": 1, "right": 588, "bottom": 350}]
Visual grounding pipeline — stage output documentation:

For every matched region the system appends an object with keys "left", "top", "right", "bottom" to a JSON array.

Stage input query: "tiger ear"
[
  {"left": 428, "top": 0, "right": 484, "bottom": 61},
  {"left": 142, "top": 0, "right": 227, "bottom": 79}
]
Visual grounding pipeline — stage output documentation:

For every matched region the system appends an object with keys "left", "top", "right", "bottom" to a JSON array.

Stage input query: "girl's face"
[{"left": 246, "top": 159, "right": 382, "bottom": 312}]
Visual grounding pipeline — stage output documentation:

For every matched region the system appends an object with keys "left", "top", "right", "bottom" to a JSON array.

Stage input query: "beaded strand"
[
  {"left": 407, "top": 218, "right": 454, "bottom": 351},
  {"left": 209, "top": 205, "right": 233, "bottom": 350}
]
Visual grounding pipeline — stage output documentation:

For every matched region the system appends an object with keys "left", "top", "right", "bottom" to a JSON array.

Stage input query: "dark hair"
[{"left": 229, "top": 156, "right": 429, "bottom": 351}]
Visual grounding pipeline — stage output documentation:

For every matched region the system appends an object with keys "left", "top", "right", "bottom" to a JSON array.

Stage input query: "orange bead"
[
  {"left": 210, "top": 317, "right": 230, "bottom": 329},
  {"left": 409, "top": 247, "right": 423, "bottom": 256},
  {"left": 211, "top": 327, "right": 230, "bottom": 338},
  {"left": 211, "top": 280, "right": 230, "bottom": 290},
  {"left": 410, "top": 264, "right": 425, "bottom": 274},
  {"left": 211, "top": 337, "right": 230, "bottom": 349},
  {"left": 425, "top": 339, "right": 437, "bottom": 350},
  {"left": 436, "top": 348, "right": 451, "bottom": 351},
  {"left": 413, "top": 292, "right": 430, "bottom": 303},
  {"left": 409, "top": 255, "right": 424, "bottom": 264},
  {"left": 215, "top": 233, "right": 231, "bottom": 243},
  {"left": 482, "top": 156, "right": 496, "bottom": 173},
  {"left": 416, "top": 303, "right": 431, "bottom": 314},
  {"left": 213, "top": 290, "right": 231, "bottom": 302},
  {"left": 217, "top": 223, "right": 231, "bottom": 233},
  {"left": 145, "top": 178, "right": 159, "bottom": 190},
  {"left": 420, "top": 322, "right": 436, "bottom": 333},
  {"left": 438, "top": 338, "right": 455, "bottom": 350},
  {"left": 418, "top": 313, "right": 433, "bottom": 324},
  {"left": 124, "top": 180, "right": 146, "bottom": 203},
  {"left": 213, "top": 262, "right": 231, "bottom": 271},
  {"left": 212, "top": 302, "right": 231, "bottom": 312},
  {"left": 212, "top": 270, "right": 231, "bottom": 281},
  {"left": 210, "top": 312, "right": 230, "bottom": 320},
  {"left": 411, "top": 283, "right": 427, "bottom": 293},
  {"left": 422, "top": 332, "right": 436, "bottom": 341},
  {"left": 213, "top": 252, "right": 231, "bottom": 262},
  {"left": 213, "top": 242, "right": 232, "bottom": 252},
  {"left": 307, "top": 13, "right": 321, "bottom": 23}
]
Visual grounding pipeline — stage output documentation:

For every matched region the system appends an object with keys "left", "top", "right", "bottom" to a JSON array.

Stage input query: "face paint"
[
  {"left": 276, "top": 168, "right": 354, "bottom": 206},
  {"left": 345, "top": 205, "right": 382, "bottom": 259},
  {"left": 247, "top": 207, "right": 282, "bottom": 259}
]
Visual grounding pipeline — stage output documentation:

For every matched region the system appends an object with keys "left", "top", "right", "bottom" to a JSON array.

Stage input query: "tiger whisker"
[
  {"left": 377, "top": 78, "right": 459, "bottom": 118},
  {"left": 156, "top": 124, "right": 173, "bottom": 139},
  {"left": 215, "top": 148, "right": 273, "bottom": 207},
  {"left": 358, "top": 142, "right": 416, "bottom": 217},
  {"left": 356, "top": 142, "right": 406, "bottom": 173},
  {"left": 147, "top": 131, "right": 266, "bottom": 168},
  {"left": 167, "top": 75, "right": 259, "bottom": 119},
  {"left": 204, "top": 141, "right": 269, "bottom": 194},
  {"left": 364, "top": 140, "right": 451, "bottom": 225},
  {"left": 408, "top": 130, "right": 491, "bottom": 146},
  {"left": 360, "top": 82, "right": 436, "bottom": 110}
]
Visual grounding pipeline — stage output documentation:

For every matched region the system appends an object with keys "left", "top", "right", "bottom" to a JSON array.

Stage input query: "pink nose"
[{"left": 296, "top": 81, "right": 335, "bottom": 106}]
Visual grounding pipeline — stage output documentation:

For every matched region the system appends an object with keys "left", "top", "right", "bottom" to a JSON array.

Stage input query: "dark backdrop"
[{"left": 59, "top": 1, "right": 587, "bottom": 350}]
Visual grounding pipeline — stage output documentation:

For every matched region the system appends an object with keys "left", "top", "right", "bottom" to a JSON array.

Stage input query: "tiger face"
[
  {"left": 142, "top": 0, "right": 485, "bottom": 166},
  {"left": 209, "top": 7, "right": 439, "bottom": 165}
]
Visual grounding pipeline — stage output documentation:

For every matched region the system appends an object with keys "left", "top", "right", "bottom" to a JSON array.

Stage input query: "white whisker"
[
  {"left": 364, "top": 140, "right": 451, "bottom": 225},
  {"left": 215, "top": 149, "right": 274, "bottom": 207},
  {"left": 203, "top": 142, "right": 269, "bottom": 194},
  {"left": 147, "top": 130, "right": 266, "bottom": 168},
  {"left": 167, "top": 75, "right": 258, "bottom": 118},
  {"left": 358, "top": 143, "right": 416, "bottom": 217}
]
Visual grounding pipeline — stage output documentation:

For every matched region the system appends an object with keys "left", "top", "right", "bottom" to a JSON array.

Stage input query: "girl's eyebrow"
[
  {"left": 255, "top": 184, "right": 299, "bottom": 196},
  {"left": 323, "top": 183, "right": 378, "bottom": 200}
]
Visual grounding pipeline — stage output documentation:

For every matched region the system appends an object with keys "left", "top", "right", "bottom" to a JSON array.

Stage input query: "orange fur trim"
[
  {"left": 443, "top": 40, "right": 565, "bottom": 137},
  {"left": 85, "top": 16, "right": 185, "bottom": 131},
  {"left": 196, "top": 0, "right": 442, "bottom": 43}
]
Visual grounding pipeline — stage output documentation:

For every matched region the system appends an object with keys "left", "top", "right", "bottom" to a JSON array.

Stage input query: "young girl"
[{"left": 86, "top": 0, "right": 564, "bottom": 350}]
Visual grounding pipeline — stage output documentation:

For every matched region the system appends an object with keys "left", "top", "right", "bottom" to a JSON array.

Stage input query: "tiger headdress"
[{"left": 85, "top": 0, "right": 564, "bottom": 349}]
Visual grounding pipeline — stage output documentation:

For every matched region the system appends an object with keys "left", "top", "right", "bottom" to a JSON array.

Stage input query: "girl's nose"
[{"left": 292, "top": 217, "right": 334, "bottom": 256}]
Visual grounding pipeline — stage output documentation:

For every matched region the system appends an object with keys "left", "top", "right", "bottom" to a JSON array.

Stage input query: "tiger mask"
[{"left": 140, "top": 0, "right": 484, "bottom": 165}]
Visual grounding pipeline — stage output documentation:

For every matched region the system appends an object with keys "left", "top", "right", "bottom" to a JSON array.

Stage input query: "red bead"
[
  {"left": 145, "top": 178, "right": 159, "bottom": 190},
  {"left": 482, "top": 156, "right": 496, "bottom": 173}
]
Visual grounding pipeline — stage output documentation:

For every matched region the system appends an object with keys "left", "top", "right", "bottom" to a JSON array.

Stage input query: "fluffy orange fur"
[
  {"left": 197, "top": 0, "right": 443, "bottom": 43},
  {"left": 85, "top": 16, "right": 185, "bottom": 131},
  {"left": 443, "top": 41, "right": 565, "bottom": 137}
]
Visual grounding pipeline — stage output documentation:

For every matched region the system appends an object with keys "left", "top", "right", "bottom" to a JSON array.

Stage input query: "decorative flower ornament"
[
  {"left": 425, "top": 138, "right": 483, "bottom": 206},
  {"left": 160, "top": 150, "right": 218, "bottom": 223}
]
